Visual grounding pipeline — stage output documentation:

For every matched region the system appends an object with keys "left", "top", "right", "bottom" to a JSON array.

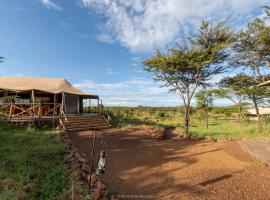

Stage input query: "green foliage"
[
  {"left": 223, "top": 73, "right": 270, "bottom": 103},
  {"left": 0, "top": 123, "right": 87, "bottom": 200},
  {"left": 144, "top": 21, "right": 233, "bottom": 137},
  {"left": 231, "top": 16, "right": 270, "bottom": 77},
  {"left": 107, "top": 106, "right": 270, "bottom": 139},
  {"left": 195, "top": 88, "right": 213, "bottom": 109}
]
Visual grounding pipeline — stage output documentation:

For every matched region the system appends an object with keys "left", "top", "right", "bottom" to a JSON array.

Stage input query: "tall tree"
[
  {"left": 144, "top": 21, "right": 233, "bottom": 138},
  {"left": 212, "top": 77, "right": 249, "bottom": 121},
  {"left": 231, "top": 15, "right": 270, "bottom": 79},
  {"left": 220, "top": 73, "right": 270, "bottom": 120},
  {"left": 195, "top": 87, "right": 213, "bottom": 128}
]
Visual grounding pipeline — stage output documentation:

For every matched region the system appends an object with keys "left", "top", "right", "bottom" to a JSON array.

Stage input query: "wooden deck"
[{"left": 0, "top": 103, "right": 111, "bottom": 130}]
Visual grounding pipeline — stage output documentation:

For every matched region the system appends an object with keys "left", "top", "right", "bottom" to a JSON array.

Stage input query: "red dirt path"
[{"left": 68, "top": 128, "right": 270, "bottom": 200}]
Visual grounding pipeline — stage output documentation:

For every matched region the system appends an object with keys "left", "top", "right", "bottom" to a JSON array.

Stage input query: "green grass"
[
  {"left": 0, "top": 123, "right": 87, "bottom": 200},
  {"left": 187, "top": 120, "right": 270, "bottom": 139},
  {"left": 106, "top": 107, "right": 270, "bottom": 139}
]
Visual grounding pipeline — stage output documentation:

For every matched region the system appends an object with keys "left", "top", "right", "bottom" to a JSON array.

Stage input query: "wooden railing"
[
  {"left": 103, "top": 112, "right": 112, "bottom": 126},
  {"left": 0, "top": 103, "right": 61, "bottom": 119}
]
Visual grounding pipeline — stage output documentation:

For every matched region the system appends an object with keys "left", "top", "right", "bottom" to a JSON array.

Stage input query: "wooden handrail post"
[
  {"left": 9, "top": 103, "right": 12, "bottom": 119},
  {"left": 38, "top": 103, "right": 41, "bottom": 117}
]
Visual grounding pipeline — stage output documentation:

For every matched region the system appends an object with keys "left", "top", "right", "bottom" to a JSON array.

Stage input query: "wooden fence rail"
[{"left": 0, "top": 103, "right": 62, "bottom": 119}]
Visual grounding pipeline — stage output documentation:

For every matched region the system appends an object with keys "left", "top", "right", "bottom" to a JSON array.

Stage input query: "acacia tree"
[
  {"left": 231, "top": 13, "right": 270, "bottom": 79},
  {"left": 195, "top": 87, "right": 213, "bottom": 128},
  {"left": 144, "top": 21, "right": 233, "bottom": 138},
  {"left": 228, "top": 7, "right": 270, "bottom": 119},
  {"left": 221, "top": 73, "right": 270, "bottom": 120},
  {"left": 212, "top": 77, "right": 249, "bottom": 121}
]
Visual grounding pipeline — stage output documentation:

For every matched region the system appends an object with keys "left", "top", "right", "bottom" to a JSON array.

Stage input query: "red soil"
[{"left": 68, "top": 128, "right": 270, "bottom": 200}]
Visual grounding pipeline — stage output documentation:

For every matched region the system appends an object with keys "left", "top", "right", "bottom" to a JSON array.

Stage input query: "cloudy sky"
[{"left": 0, "top": 0, "right": 269, "bottom": 106}]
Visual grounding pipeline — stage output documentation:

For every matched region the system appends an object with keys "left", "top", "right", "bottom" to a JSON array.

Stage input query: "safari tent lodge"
[{"left": 0, "top": 76, "right": 110, "bottom": 131}]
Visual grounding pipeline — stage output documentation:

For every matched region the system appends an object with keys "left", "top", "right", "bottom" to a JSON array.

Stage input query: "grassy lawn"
[
  {"left": 188, "top": 120, "right": 270, "bottom": 139},
  {"left": 0, "top": 123, "right": 86, "bottom": 200}
]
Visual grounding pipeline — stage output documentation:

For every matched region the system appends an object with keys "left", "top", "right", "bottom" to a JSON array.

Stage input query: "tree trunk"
[
  {"left": 252, "top": 96, "right": 260, "bottom": 121},
  {"left": 183, "top": 105, "right": 190, "bottom": 138},
  {"left": 237, "top": 104, "right": 242, "bottom": 122},
  {"left": 205, "top": 107, "right": 209, "bottom": 129}
]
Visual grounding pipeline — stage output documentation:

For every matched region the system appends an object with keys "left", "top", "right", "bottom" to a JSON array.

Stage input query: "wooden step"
[
  {"left": 67, "top": 125, "right": 111, "bottom": 132},
  {"left": 67, "top": 120, "right": 107, "bottom": 125},
  {"left": 67, "top": 122, "right": 109, "bottom": 128},
  {"left": 65, "top": 115, "right": 110, "bottom": 132}
]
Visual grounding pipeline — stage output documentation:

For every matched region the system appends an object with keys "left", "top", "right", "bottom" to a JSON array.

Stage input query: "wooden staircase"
[{"left": 65, "top": 115, "right": 111, "bottom": 132}]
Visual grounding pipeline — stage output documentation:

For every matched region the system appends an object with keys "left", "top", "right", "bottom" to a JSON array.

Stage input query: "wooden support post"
[
  {"left": 53, "top": 93, "right": 56, "bottom": 130},
  {"left": 61, "top": 92, "right": 64, "bottom": 113},
  {"left": 31, "top": 90, "right": 35, "bottom": 118},
  {"left": 62, "top": 92, "right": 66, "bottom": 114},
  {"left": 9, "top": 103, "right": 12, "bottom": 119}
]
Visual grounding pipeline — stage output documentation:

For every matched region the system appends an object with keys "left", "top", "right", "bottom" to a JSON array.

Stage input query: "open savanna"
[{"left": 105, "top": 106, "right": 270, "bottom": 139}]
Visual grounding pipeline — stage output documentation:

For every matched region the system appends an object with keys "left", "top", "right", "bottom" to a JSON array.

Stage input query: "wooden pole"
[
  {"left": 63, "top": 92, "right": 66, "bottom": 114},
  {"left": 61, "top": 92, "right": 64, "bottom": 113},
  {"left": 88, "top": 132, "right": 96, "bottom": 194},
  {"left": 31, "top": 90, "right": 35, "bottom": 121},
  {"left": 53, "top": 93, "right": 56, "bottom": 130}
]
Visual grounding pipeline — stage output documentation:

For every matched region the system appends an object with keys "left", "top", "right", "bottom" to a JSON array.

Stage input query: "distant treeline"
[{"left": 104, "top": 105, "right": 246, "bottom": 117}]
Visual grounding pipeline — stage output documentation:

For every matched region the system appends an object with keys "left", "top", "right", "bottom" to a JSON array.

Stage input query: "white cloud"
[
  {"left": 80, "top": 0, "right": 268, "bottom": 52},
  {"left": 41, "top": 0, "right": 62, "bottom": 11},
  {"left": 74, "top": 76, "right": 238, "bottom": 106},
  {"left": 97, "top": 33, "right": 114, "bottom": 43},
  {"left": 74, "top": 77, "right": 181, "bottom": 106}
]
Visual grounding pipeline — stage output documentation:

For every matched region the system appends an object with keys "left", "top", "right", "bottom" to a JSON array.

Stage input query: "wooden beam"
[
  {"left": 62, "top": 92, "right": 66, "bottom": 114},
  {"left": 31, "top": 90, "right": 35, "bottom": 118}
]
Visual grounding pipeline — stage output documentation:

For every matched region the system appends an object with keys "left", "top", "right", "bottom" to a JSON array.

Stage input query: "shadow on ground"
[{"left": 68, "top": 128, "right": 270, "bottom": 200}]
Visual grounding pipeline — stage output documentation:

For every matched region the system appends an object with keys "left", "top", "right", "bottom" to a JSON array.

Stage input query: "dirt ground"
[
  {"left": 68, "top": 128, "right": 270, "bottom": 200},
  {"left": 239, "top": 138, "right": 270, "bottom": 165}
]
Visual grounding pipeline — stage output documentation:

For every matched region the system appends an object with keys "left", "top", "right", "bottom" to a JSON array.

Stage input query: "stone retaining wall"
[{"left": 60, "top": 131, "right": 118, "bottom": 200}]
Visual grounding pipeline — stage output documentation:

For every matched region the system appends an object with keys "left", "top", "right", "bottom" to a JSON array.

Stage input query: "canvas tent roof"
[
  {"left": 0, "top": 76, "right": 98, "bottom": 98},
  {"left": 247, "top": 107, "right": 270, "bottom": 115}
]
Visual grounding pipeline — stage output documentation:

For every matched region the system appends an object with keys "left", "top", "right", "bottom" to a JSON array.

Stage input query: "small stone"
[
  {"left": 80, "top": 171, "right": 88, "bottom": 181},
  {"left": 89, "top": 174, "right": 98, "bottom": 185},
  {"left": 81, "top": 163, "right": 90, "bottom": 173},
  {"left": 73, "top": 169, "right": 81, "bottom": 180},
  {"left": 64, "top": 154, "right": 73, "bottom": 161},
  {"left": 79, "top": 157, "right": 89, "bottom": 163},
  {"left": 70, "top": 161, "right": 81, "bottom": 170},
  {"left": 74, "top": 152, "right": 82, "bottom": 160},
  {"left": 91, "top": 188, "right": 101, "bottom": 200},
  {"left": 96, "top": 181, "right": 106, "bottom": 190}
]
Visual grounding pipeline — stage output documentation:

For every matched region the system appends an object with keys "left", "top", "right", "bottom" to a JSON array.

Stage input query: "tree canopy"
[
  {"left": 144, "top": 21, "right": 233, "bottom": 137},
  {"left": 231, "top": 12, "right": 270, "bottom": 79}
]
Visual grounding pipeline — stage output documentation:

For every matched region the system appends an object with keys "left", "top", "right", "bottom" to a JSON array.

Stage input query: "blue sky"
[{"left": 0, "top": 0, "right": 269, "bottom": 106}]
